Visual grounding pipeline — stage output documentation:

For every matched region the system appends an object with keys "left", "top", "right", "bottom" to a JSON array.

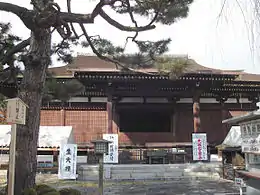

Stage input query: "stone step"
[
  {"left": 110, "top": 165, "right": 186, "bottom": 171},
  {"left": 77, "top": 163, "right": 222, "bottom": 181},
  {"left": 111, "top": 168, "right": 183, "bottom": 174}
]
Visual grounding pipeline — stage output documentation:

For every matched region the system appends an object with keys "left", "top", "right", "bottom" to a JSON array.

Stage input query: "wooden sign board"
[
  {"left": 235, "top": 177, "right": 246, "bottom": 187},
  {"left": 6, "top": 98, "right": 28, "bottom": 125}
]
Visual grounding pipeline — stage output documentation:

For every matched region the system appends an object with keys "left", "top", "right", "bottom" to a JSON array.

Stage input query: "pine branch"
[
  {"left": 99, "top": 9, "right": 156, "bottom": 32},
  {"left": 0, "top": 2, "right": 156, "bottom": 33},
  {"left": 79, "top": 23, "right": 130, "bottom": 70},
  {"left": 80, "top": 23, "right": 155, "bottom": 74},
  {"left": 0, "top": 38, "right": 30, "bottom": 65}
]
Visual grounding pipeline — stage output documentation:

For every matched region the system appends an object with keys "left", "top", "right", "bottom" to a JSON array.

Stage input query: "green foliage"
[
  {"left": 0, "top": 21, "right": 74, "bottom": 69},
  {"left": 0, "top": 23, "right": 22, "bottom": 66},
  {"left": 43, "top": 76, "right": 85, "bottom": 104},
  {"left": 18, "top": 185, "right": 82, "bottom": 195},
  {"left": 155, "top": 56, "right": 190, "bottom": 79},
  {"left": 35, "top": 184, "right": 58, "bottom": 195},
  {"left": 20, "top": 185, "right": 81, "bottom": 195},
  {"left": 111, "top": 0, "right": 194, "bottom": 25},
  {"left": 0, "top": 0, "right": 194, "bottom": 80},
  {"left": 0, "top": 93, "right": 7, "bottom": 124},
  {"left": 59, "top": 188, "right": 81, "bottom": 195},
  {"left": 0, "top": 186, "right": 6, "bottom": 195},
  {"left": 41, "top": 192, "right": 60, "bottom": 195},
  {"left": 0, "top": 0, "right": 194, "bottom": 194},
  {"left": 22, "top": 188, "right": 37, "bottom": 195},
  {"left": 116, "top": 38, "right": 172, "bottom": 69},
  {"left": 81, "top": 37, "right": 124, "bottom": 56},
  {"left": 135, "top": 38, "right": 171, "bottom": 55},
  {"left": 51, "top": 37, "right": 79, "bottom": 64},
  {"left": 0, "top": 93, "right": 6, "bottom": 110}
]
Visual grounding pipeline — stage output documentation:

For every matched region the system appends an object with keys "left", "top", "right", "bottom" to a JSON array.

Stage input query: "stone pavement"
[
  {"left": 0, "top": 171, "right": 241, "bottom": 195},
  {"left": 71, "top": 178, "right": 241, "bottom": 195}
]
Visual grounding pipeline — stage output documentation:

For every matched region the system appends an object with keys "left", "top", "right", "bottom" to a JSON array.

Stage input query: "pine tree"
[{"left": 0, "top": 1, "right": 194, "bottom": 194}]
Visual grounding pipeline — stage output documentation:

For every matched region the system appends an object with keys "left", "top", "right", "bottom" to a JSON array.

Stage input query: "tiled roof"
[
  {"left": 48, "top": 55, "right": 260, "bottom": 81},
  {"left": 48, "top": 66, "right": 74, "bottom": 77}
]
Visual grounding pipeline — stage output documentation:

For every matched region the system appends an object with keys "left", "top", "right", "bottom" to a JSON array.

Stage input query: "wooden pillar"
[
  {"left": 220, "top": 100, "right": 228, "bottom": 137},
  {"left": 169, "top": 97, "right": 179, "bottom": 139},
  {"left": 53, "top": 150, "right": 58, "bottom": 167},
  {"left": 171, "top": 112, "right": 177, "bottom": 137},
  {"left": 60, "top": 109, "right": 66, "bottom": 126},
  {"left": 193, "top": 94, "right": 200, "bottom": 133},
  {"left": 107, "top": 83, "right": 113, "bottom": 134},
  {"left": 217, "top": 96, "right": 228, "bottom": 137},
  {"left": 107, "top": 97, "right": 113, "bottom": 134}
]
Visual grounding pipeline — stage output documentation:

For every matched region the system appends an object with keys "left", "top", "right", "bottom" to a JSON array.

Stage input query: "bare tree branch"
[
  {"left": 60, "top": 12, "right": 93, "bottom": 24},
  {"left": 0, "top": 37, "right": 28, "bottom": 84},
  {"left": 123, "top": 2, "right": 162, "bottom": 50},
  {"left": 125, "top": 0, "right": 139, "bottom": 41},
  {"left": 0, "top": 2, "right": 156, "bottom": 33},
  {"left": 99, "top": 9, "right": 156, "bottom": 32},
  {"left": 62, "top": 0, "right": 121, "bottom": 24},
  {"left": 66, "top": 0, "right": 79, "bottom": 38},
  {"left": 91, "top": 0, "right": 121, "bottom": 19},
  {"left": 65, "top": 0, "right": 120, "bottom": 38},
  {"left": 146, "top": 2, "right": 163, "bottom": 27},
  {"left": 0, "top": 2, "right": 28, "bottom": 14},
  {"left": 0, "top": 38, "right": 30, "bottom": 65},
  {"left": 79, "top": 23, "right": 130, "bottom": 70},
  {"left": 0, "top": 2, "right": 93, "bottom": 28},
  {"left": 79, "top": 23, "right": 153, "bottom": 74},
  {"left": 0, "top": 2, "right": 35, "bottom": 30}
]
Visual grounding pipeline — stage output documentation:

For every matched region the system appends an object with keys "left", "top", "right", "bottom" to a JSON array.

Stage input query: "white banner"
[
  {"left": 58, "top": 144, "right": 77, "bottom": 180},
  {"left": 103, "top": 134, "right": 118, "bottom": 163},
  {"left": 242, "top": 138, "right": 260, "bottom": 153},
  {"left": 242, "top": 145, "right": 260, "bottom": 153},
  {"left": 192, "top": 133, "right": 208, "bottom": 161}
]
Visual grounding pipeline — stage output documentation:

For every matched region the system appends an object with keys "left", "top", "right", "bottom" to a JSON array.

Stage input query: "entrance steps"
[{"left": 77, "top": 162, "right": 222, "bottom": 181}]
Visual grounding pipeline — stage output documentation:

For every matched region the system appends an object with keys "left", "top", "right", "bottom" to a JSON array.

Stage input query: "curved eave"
[
  {"left": 222, "top": 111, "right": 260, "bottom": 125},
  {"left": 74, "top": 71, "right": 238, "bottom": 81}
]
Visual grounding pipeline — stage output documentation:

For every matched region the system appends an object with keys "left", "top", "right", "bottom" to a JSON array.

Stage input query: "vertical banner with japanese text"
[
  {"left": 58, "top": 144, "right": 77, "bottom": 180},
  {"left": 103, "top": 134, "right": 118, "bottom": 163},
  {"left": 192, "top": 133, "right": 208, "bottom": 161}
]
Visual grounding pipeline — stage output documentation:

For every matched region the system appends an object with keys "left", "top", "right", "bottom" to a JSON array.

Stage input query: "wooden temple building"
[
  {"left": 2, "top": 55, "right": 260, "bottom": 163},
  {"left": 40, "top": 56, "right": 260, "bottom": 148}
]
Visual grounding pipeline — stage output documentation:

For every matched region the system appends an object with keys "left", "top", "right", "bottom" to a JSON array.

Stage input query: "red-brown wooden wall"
[{"left": 40, "top": 106, "right": 231, "bottom": 145}]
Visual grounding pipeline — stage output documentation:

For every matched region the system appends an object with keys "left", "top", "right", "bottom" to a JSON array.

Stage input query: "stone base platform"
[{"left": 77, "top": 162, "right": 222, "bottom": 181}]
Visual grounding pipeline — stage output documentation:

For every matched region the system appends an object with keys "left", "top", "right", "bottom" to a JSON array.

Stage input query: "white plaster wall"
[{"left": 247, "top": 186, "right": 260, "bottom": 195}]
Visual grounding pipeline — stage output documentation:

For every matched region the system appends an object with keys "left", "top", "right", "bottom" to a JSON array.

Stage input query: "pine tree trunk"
[{"left": 13, "top": 27, "right": 51, "bottom": 194}]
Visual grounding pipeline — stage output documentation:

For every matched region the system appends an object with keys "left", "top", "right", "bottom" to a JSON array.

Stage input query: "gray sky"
[{"left": 1, "top": 0, "right": 260, "bottom": 73}]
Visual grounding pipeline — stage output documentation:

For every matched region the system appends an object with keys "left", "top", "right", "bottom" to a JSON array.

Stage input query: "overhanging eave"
[{"left": 222, "top": 111, "right": 260, "bottom": 125}]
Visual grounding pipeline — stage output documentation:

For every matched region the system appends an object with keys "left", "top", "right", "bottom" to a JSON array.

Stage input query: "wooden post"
[
  {"left": 172, "top": 111, "right": 177, "bottom": 137},
  {"left": 193, "top": 95, "right": 200, "bottom": 133},
  {"left": 107, "top": 83, "right": 113, "bottom": 134},
  {"left": 53, "top": 150, "right": 58, "bottom": 168},
  {"left": 107, "top": 96, "right": 113, "bottom": 134},
  {"left": 217, "top": 96, "right": 228, "bottom": 137},
  {"left": 60, "top": 109, "right": 66, "bottom": 126},
  {"left": 6, "top": 98, "right": 28, "bottom": 195},
  {"left": 221, "top": 101, "right": 228, "bottom": 137},
  {"left": 98, "top": 154, "right": 104, "bottom": 195},
  {"left": 8, "top": 124, "right": 17, "bottom": 195}
]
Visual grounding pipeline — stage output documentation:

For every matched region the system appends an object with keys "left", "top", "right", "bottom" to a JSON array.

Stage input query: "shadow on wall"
[{"left": 119, "top": 132, "right": 175, "bottom": 146}]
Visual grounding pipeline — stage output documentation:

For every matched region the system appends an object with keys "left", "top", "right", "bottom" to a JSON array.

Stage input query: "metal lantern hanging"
[{"left": 91, "top": 139, "right": 111, "bottom": 155}]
